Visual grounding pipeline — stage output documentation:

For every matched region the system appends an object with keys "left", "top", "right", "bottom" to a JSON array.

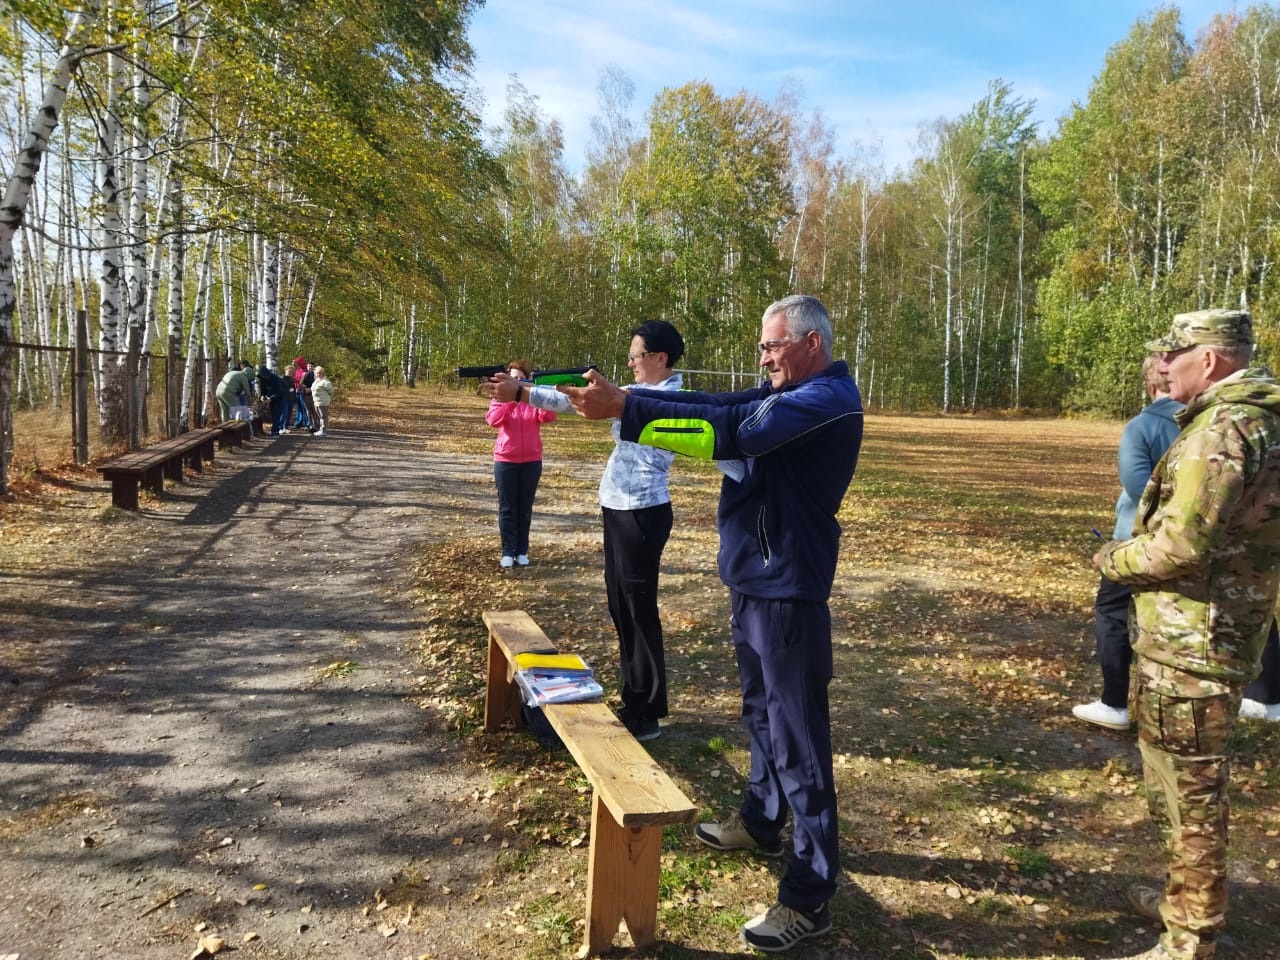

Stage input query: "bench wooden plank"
[
  {"left": 541, "top": 701, "right": 696, "bottom": 827},
  {"left": 482, "top": 610, "right": 557, "bottom": 732},
  {"left": 481, "top": 609, "right": 697, "bottom": 956}
]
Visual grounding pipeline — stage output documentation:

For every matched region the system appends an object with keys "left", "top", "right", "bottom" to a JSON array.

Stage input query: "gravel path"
[{"left": 1, "top": 426, "right": 501, "bottom": 959}]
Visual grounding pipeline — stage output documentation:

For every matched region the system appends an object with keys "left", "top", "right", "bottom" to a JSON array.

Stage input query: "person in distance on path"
[
  {"left": 485, "top": 358, "right": 557, "bottom": 568},
  {"left": 311, "top": 366, "right": 334, "bottom": 436},
  {"left": 215, "top": 361, "right": 255, "bottom": 423}
]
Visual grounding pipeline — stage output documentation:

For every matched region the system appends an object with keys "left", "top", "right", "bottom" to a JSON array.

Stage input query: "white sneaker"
[
  {"left": 1071, "top": 700, "right": 1130, "bottom": 731},
  {"left": 314, "top": 430, "right": 326, "bottom": 437},
  {"left": 516, "top": 555, "right": 529, "bottom": 566},
  {"left": 500, "top": 556, "right": 514, "bottom": 568},
  {"left": 1240, "top": 697, "right": 1280, "bottom": 721}
]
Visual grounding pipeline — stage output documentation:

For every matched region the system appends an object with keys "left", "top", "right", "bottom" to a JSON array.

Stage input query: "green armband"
[{"left": 638, "top": 417, "right": 716, "bottom": 459}]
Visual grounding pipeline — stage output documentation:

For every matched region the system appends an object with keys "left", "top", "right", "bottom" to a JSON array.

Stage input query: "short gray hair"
[
  {"left": 1208, "top": 343, "right": 1253, "bottom": 368},
  {"left": 763, "top": 294, "right": 833, "bottom": 357}
]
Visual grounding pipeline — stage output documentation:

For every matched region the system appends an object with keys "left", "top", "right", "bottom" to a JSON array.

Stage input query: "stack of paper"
[{"left": 514, "top": 652, "right": 604, "bottom": 706}]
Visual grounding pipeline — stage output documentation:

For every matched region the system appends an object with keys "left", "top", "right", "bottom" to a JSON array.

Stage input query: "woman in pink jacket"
[{"left": 486, "top": 359, "right": 557, "bottom": 568}]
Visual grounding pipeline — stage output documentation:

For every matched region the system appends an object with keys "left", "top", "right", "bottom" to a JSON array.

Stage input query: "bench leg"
[
  {"left": 110, "top": 477, "right": 140, "bottom": 511},
  {"left": 583, "top": 792, "right": 662, "bottom": 955},
  {"left": 142, "top": 465, "right": 164, "bottom": 497},
  {"left": 164, "top": 457, "right": 185, "bottom": 483},
  {"left": 484, "top": 634, "right": 522, "bottom": 733}
]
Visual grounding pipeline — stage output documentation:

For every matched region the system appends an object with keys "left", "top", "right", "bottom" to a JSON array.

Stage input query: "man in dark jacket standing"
[
  {"left": 257, "top": 365, "right": 285, "bottom": 436},
  {"left": 565, "top": 294, "right": 862, "bottom": 952}
]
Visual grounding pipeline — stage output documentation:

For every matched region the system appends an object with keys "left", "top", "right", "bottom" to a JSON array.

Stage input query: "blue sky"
[{"left": 465, "top": 0, "right": 1245, "bottom": 176}]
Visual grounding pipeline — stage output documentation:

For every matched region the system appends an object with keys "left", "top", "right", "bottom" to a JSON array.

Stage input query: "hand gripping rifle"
[{"left": 455, "top": 364, "right": 598, "bottom": 388}]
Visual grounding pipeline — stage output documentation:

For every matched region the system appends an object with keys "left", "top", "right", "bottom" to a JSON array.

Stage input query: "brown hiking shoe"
[{"left": 695, "top": 812, "right": 783, "bottom": 857}]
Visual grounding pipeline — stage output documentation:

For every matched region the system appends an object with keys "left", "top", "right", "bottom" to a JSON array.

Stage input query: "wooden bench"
[
  {"left": 218, "top": 419, "right": 252, "bottom": 449},
  {"left": 482, "top": 610, "right": 698, "bottom": 956},
  {"left": 97, "top": 427, "right": 222, "bottom": 510}
]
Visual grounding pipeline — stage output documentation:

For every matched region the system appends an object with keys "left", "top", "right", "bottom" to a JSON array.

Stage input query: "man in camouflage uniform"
[{"left": 1092, "top": 308, "right": 1280, "bottom": 960}]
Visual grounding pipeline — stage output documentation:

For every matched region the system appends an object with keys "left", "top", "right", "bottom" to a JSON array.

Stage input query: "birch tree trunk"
[
  {"left": 181, "top": 230, "right": 218, "bottom": 428},
  {"left": 853, "top": 175, "right": 877, "bottom": 384},
  {"left": 0, "top": 4, "right": 101, "bottom": 494},
  {"left": 125, "top": 13, "right": 150, "bottom": 445},
  {"left": 1013, "top": 150, "right": 1026, "bottom": 407},
  {"left": 96, "top": 1, "right": 128, "bottom": 443},
  {"left": 260, "top": 234, "right": 280, "bottom": 370},
  {"left": 405, "top": 300, "right": 418, "bottom": 387}
]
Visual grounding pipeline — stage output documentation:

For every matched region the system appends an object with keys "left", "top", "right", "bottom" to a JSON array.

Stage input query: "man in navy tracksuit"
[{"left": 565, "top": 294, "right": 863, "bottom": 952}]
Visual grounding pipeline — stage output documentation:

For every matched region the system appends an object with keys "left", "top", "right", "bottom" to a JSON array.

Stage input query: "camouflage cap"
[{"left": 1145, "top": 308, "right": 1253, "bottom": 352}]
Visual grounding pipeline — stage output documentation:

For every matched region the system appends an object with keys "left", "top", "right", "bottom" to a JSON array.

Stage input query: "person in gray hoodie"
[{"left": 215, "top": 361, "right": 255, "bottom": 422}]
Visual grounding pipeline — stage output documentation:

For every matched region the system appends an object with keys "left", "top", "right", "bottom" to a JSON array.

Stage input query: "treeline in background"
[{"left": 3, "top": 2, "right": 1280, "bottom": 466}]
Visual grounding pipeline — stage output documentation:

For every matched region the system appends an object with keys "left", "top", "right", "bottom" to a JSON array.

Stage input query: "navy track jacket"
[{"left": 619, "top": 360, "right": 863, "bottom": 601}]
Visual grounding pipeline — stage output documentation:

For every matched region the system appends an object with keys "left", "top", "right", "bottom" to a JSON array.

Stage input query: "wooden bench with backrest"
[
  {"left": 97, "top": 427, "right": 222, "bottom": 510},
  {"left": 482, "top": 610, "right": 698, "bottom": 956}
]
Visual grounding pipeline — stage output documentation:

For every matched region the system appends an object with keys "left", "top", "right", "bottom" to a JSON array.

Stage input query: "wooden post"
[
  {"left": 126, "top": 339, "right": 140, "bottom": 448},
  {"left": 74, "top": 310, "right": 89, "bottom": 465},
  {"left": 167, "top": 336, "right": 180, "bottom": 437}
]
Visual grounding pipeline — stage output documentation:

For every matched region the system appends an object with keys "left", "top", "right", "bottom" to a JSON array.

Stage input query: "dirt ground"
[
  {"left": 3, "top": 389, "right": 1278, "bottom": 960},
  {"left": 0, "top": 400, "right": 518, "bottom": 960}
]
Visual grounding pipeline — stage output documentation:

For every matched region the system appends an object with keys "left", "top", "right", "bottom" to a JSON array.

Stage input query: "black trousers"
[
  {"left": 1094, "top": 574, "right": 1134, "bottom": 708},
  {"left": 602, "top": 503, "right": 672, "bottom": 721},
  {"left": 494, "top": 460, "right": 541, "bottom": 557}
]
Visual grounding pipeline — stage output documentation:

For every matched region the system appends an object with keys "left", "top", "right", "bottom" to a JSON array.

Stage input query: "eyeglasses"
[
  {"left": 627, "top": 351, "right": 653, "bottom": 363},
  {"left": 758, "top": 331, "right": 815, "bottom": 355}
]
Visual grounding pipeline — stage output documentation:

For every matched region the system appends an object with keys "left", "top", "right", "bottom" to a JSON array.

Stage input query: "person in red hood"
[{"left": 292, "top": 356, "right": 310, "bottom": 429}]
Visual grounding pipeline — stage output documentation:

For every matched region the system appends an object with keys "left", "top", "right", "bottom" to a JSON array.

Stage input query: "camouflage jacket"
[{"left": 1096, "top": 367, "right": 1280, "bottom": 694}]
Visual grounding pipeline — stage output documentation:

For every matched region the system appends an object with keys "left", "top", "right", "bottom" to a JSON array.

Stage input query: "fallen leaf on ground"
[{"left": 190, "top": 935, "right": 225, "bottom": 958}]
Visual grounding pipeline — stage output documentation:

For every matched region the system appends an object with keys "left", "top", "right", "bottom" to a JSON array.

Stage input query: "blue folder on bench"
[{"left": 514, "top": 653, "right": 604, "bottom": 706}]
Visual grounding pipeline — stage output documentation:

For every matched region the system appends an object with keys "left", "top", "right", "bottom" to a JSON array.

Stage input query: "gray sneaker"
[
  {"left": 740, "top": 901, "right": 831, "bottom": 952},
  {"left": 694, "top": 813, "right": 782, "bottom": 857}
]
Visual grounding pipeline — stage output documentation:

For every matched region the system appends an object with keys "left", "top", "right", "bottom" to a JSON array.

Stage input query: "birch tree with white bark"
[{"left": 0, "top": 4, "right": 102, "bottom": 494}]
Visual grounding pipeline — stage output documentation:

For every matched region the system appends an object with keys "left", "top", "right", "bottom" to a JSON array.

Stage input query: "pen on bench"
[{"left": 1091, "top": 528, "right": 1105, "bottom": 541}]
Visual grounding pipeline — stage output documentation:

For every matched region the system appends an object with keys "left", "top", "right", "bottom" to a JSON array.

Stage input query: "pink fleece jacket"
[{"left": 486, "top": 398, "right": 557, "bottom": 463}]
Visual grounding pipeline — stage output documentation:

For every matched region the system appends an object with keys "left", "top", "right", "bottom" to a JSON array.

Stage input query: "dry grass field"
[{"left": 3, "top": 387, "right": 1278, "bottom": 959}]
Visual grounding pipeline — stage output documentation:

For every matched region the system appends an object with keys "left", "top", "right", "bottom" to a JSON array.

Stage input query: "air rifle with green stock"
[{"left": 454, "top": 364, "right": 598, "bottom": 387}]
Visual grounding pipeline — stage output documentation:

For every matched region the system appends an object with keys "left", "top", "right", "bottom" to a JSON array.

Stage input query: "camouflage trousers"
[{"left": 1135, "top": 667, "right": 1241, "bottom": 960}]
